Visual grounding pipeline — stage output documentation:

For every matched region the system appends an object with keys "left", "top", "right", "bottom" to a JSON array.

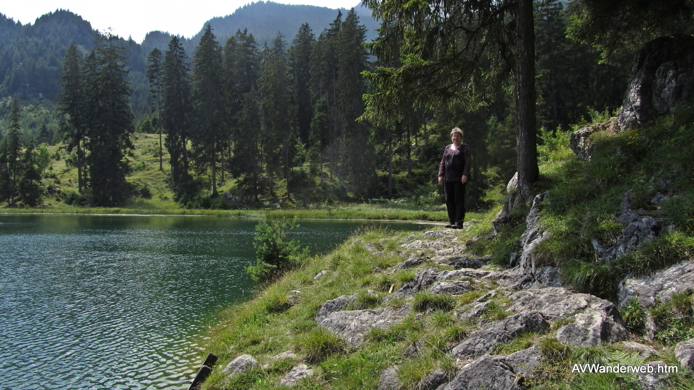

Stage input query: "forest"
[{"left": 0, "top": 0, "right": 686, "bottom": 210}]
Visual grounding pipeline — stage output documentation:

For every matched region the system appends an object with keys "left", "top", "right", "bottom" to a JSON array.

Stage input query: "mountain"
[
  {"left": 0, "top": 2, "right": 380, "bottom": 132},
  {"left": 141, "top": 1, "right": 379, "bottom": 57}
]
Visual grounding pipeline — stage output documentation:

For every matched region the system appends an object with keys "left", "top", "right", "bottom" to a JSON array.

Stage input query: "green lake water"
[{"left": 0, "top": 214, "right": 428, "bottom": 389}]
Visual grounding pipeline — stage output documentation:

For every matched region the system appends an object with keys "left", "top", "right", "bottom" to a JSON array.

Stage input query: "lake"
[{"left": 0, "top": 214, "right": 428, "bottom": 390}]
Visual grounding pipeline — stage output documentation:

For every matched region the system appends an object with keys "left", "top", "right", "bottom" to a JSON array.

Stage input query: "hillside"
[{"left": 189, "top": 108, "right": 694, "bottom": 390}]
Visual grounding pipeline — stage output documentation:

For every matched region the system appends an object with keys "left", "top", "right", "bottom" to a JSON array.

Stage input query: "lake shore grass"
[{"left": 0, "top": 203, "right": 458, "bottom": 222}]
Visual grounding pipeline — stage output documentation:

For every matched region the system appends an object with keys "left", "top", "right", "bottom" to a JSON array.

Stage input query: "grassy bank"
[{"left": 191, "top": 109, "right": 694, "bottom": 390}]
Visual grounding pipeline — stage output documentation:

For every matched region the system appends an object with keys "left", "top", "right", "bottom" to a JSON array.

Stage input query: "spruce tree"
[
  {"left": 290, "top": 23, "right": 315, "bottom": 145},
  {"left": 192, "top": 24, "right": 225, "bottom": 196},
  {"left": 336, "top": 9, "right": 373, "bottom": 198},
  {"left": 161, "top": 36, "right": 196, "bottom": 203},
  {"left": 83, "top": 34, "right": 135, "bottom": 206},
  {"left": 57, "top": 44, "right": 86, "bottom": 193},
  {"left": 5, "top": 98, "right": 22, "bottom": 205},
  {"left": 18, "top": 138, "right": 42, "bottom": 206},
  {"left": 147, "top": 48, "right": 164, "bottom": 170},
  {"left": 259, "top": 33, "right": 294, "bottom": 198}
]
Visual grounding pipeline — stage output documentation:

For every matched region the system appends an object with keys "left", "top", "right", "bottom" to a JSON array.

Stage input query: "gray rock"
[
  {"left": 438, "top": 269, "right": 492, "bottom": 281},
  {"left": 314, "top": 270, "right": 328, "bottom": 280},
  {"left": 393, "top": 268, "right": 441, "bottom": 297},
  {"left": 392, "top": 256, "right": 428, "bottom": 270},
  {"left": 594, "top": 190, "right": 663, "bottom": 262},
  {"left": 443, "top": 355, "right": 523, "bottom": 390},
  {"left": 556, "top": 310, "right": 628, "bottom": 347},
  {"left": 675, "top": 339, "right": 694, "bottom": 370},
  {"left": 379, "top": 366, "right": 403, "bottom": 390},
  {"left": 318, "top": 305, "right": 411, "bottom": 346},
  {"left": 418, "top": 368, "right": 449, "bottom": 390},
  {"left": 280, "top": 364, "right": 313, "bottom": 387},
  {"left": 455, "top": 300, "right": 494, "bottom": 322},
  {"left": 431, "top": 281, "right": 471, "bottom": 295},
  {"left": 509, "top": 287, "right": 617, "bottom": 321},
  {"left": 223, "top": 354, "right": 258, "bottom": 377},
  {"left": 450, "top": 312, "right": 549, "bottom": 359},
  {"left": 504, "top": 345, "right": 544, "bottom": 377},
  {"left": 492, "top": 173, "right": 520, "bottom": 234},
  {"left": 638, "top": 361, "right": 671, "bottom": 390},
  {"left": 569, "top": 118, "right": 619, "bottom": 161},
  {"left": 619, "top": 35, "right": 694, "bottom": 130},
  {"left": 316, "top": 294, "right": 356, "bottom": 323},
  {"left": 618, "top": 260, "right": 694, "bottom": 309}
]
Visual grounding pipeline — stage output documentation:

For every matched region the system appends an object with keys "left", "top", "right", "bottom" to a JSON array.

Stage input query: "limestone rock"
[
  {"left": 315, "top": 294, "right": 356, "bottom": 323},
  {"left": 455, "top": 300, "right": 494, "bottom": 322},
  {"left": 431, "top": 281, "right": 471, "bottom": 295},
  {"left": 618, "top": 260, "right": 694, "bottom": 309},
  {"left": 508, "top": 287, "right": 617, "bottom": 321},
  {"left": 318, "top": 305, "right": 411, "bottom": 346},
  {"left": 675, "top": 339, "right": 694, "bottom": 370},
  {"left": 280, "top": 364, "right": 313, "bottom": 387},
  {"left": 223, "top": 354, "right": 258, "bottom": 377},
  {"left": 492, "top": 173, "right": 520, "bottom": 233},
  {"left": 503, "top": 345, "right": 544, "bottom": 377},
  {"left": 417, "top": 368, "right": 449, "bottom": 390},
  {"left": 392, "top": 256, "right": 428, "bottom": 270},
  {"left": 443, "top": 355, "right": 523, "bottom": 390},
  {"left": 638, "top": 361, "right": 671, "bottom": 390},
  {"left": 450, "top": 312, "right": 549, "bottom": 359},
  {"left": 379, "top": 366, "right": 403, "bottom": 390},
  {"left": 556, "top": 310, "right": 628, "bottom": 347},
  {"left": 393, "top": 268, "right": 441, "bottom": 297},
  {"left": 619, "top": 35, "right": 694, "bottom": 130},
  {"left": 569, "top": 118, "right": 619, "bottom": 161}
]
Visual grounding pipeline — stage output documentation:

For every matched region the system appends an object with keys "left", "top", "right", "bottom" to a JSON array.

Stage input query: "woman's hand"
[
  {"left": 461, "top": 175, "right": 468, "bottom": 184},
  {"left": 438, "top": 176, "right": 444, "bottom": 185}
]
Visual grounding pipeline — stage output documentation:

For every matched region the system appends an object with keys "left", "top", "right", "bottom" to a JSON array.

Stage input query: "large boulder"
[{"left": 619, "top": 35, "right": 694, "bottom": 130}]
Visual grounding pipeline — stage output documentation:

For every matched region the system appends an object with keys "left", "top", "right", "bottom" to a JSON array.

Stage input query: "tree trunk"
[
  {"left": 516, "top": 0, "right": 539, "bottom": 200},
  {"left": 77, "top": 141, "right": 83, "bottom": 193}
]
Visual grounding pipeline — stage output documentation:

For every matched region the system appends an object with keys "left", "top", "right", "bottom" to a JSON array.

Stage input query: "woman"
[{"left": 438, "top": 127, "right": 472, "bottom": 229}]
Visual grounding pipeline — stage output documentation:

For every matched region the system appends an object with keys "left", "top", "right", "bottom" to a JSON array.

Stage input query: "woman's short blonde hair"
[{"left": 450, "top": 127, "right": 464, "bottom": 140}]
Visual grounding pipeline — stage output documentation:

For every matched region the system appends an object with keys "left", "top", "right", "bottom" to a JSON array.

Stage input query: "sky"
[{"left": 2, "top": 0, "right": 362, "bottom": 44}]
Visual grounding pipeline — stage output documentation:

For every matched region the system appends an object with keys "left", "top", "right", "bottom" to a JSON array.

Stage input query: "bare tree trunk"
[{"left": 516, "top": 0, "right": 539, "bottom": 200}]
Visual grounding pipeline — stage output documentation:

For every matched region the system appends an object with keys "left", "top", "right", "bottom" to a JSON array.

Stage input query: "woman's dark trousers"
[{"left": 444, "top": 181, "right": 466, "bottom": 224}]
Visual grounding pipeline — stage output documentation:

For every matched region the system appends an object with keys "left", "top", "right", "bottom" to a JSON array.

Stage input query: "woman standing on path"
[{"left": 438, "top": 127, "right": 472, "bottom": 229}]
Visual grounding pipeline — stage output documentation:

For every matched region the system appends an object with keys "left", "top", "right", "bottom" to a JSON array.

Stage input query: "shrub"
[{"left": 246, "top": 218, "right": 308, "bottom": 283}]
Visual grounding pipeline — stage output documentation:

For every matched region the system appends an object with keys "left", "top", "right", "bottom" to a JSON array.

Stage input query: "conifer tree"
[
  {"left": 336, "top": 9, "right": 373, "bottom": 198},
  {"left": 192, "top": 25, "right": 225, "bottom": 196},
  {"left": 259, "top": 33, "right": 294, "bottom": 198},
  {"left": 57, "top": 44, "right": 86, "bottom": 192},
  {"left": 147, "top": 48, "right": 164, "bottom": 170},
  {"left": 18, "top": 138, "right": 42, "bottom": 206},
  {"left": 235, "top": 90, "right": 264, "bottom": 200},
  {"left": 161, "top": 36, "right": 196, "bottom": 203},
  {"left": 5, "top": 98, "right": 22, "bottom": 205},
  {"left": 83, "top": 34, "right": 135, "bottom": 206},
  {"left": 290, "top": 23, "right": 315, "bottom": 145}
]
